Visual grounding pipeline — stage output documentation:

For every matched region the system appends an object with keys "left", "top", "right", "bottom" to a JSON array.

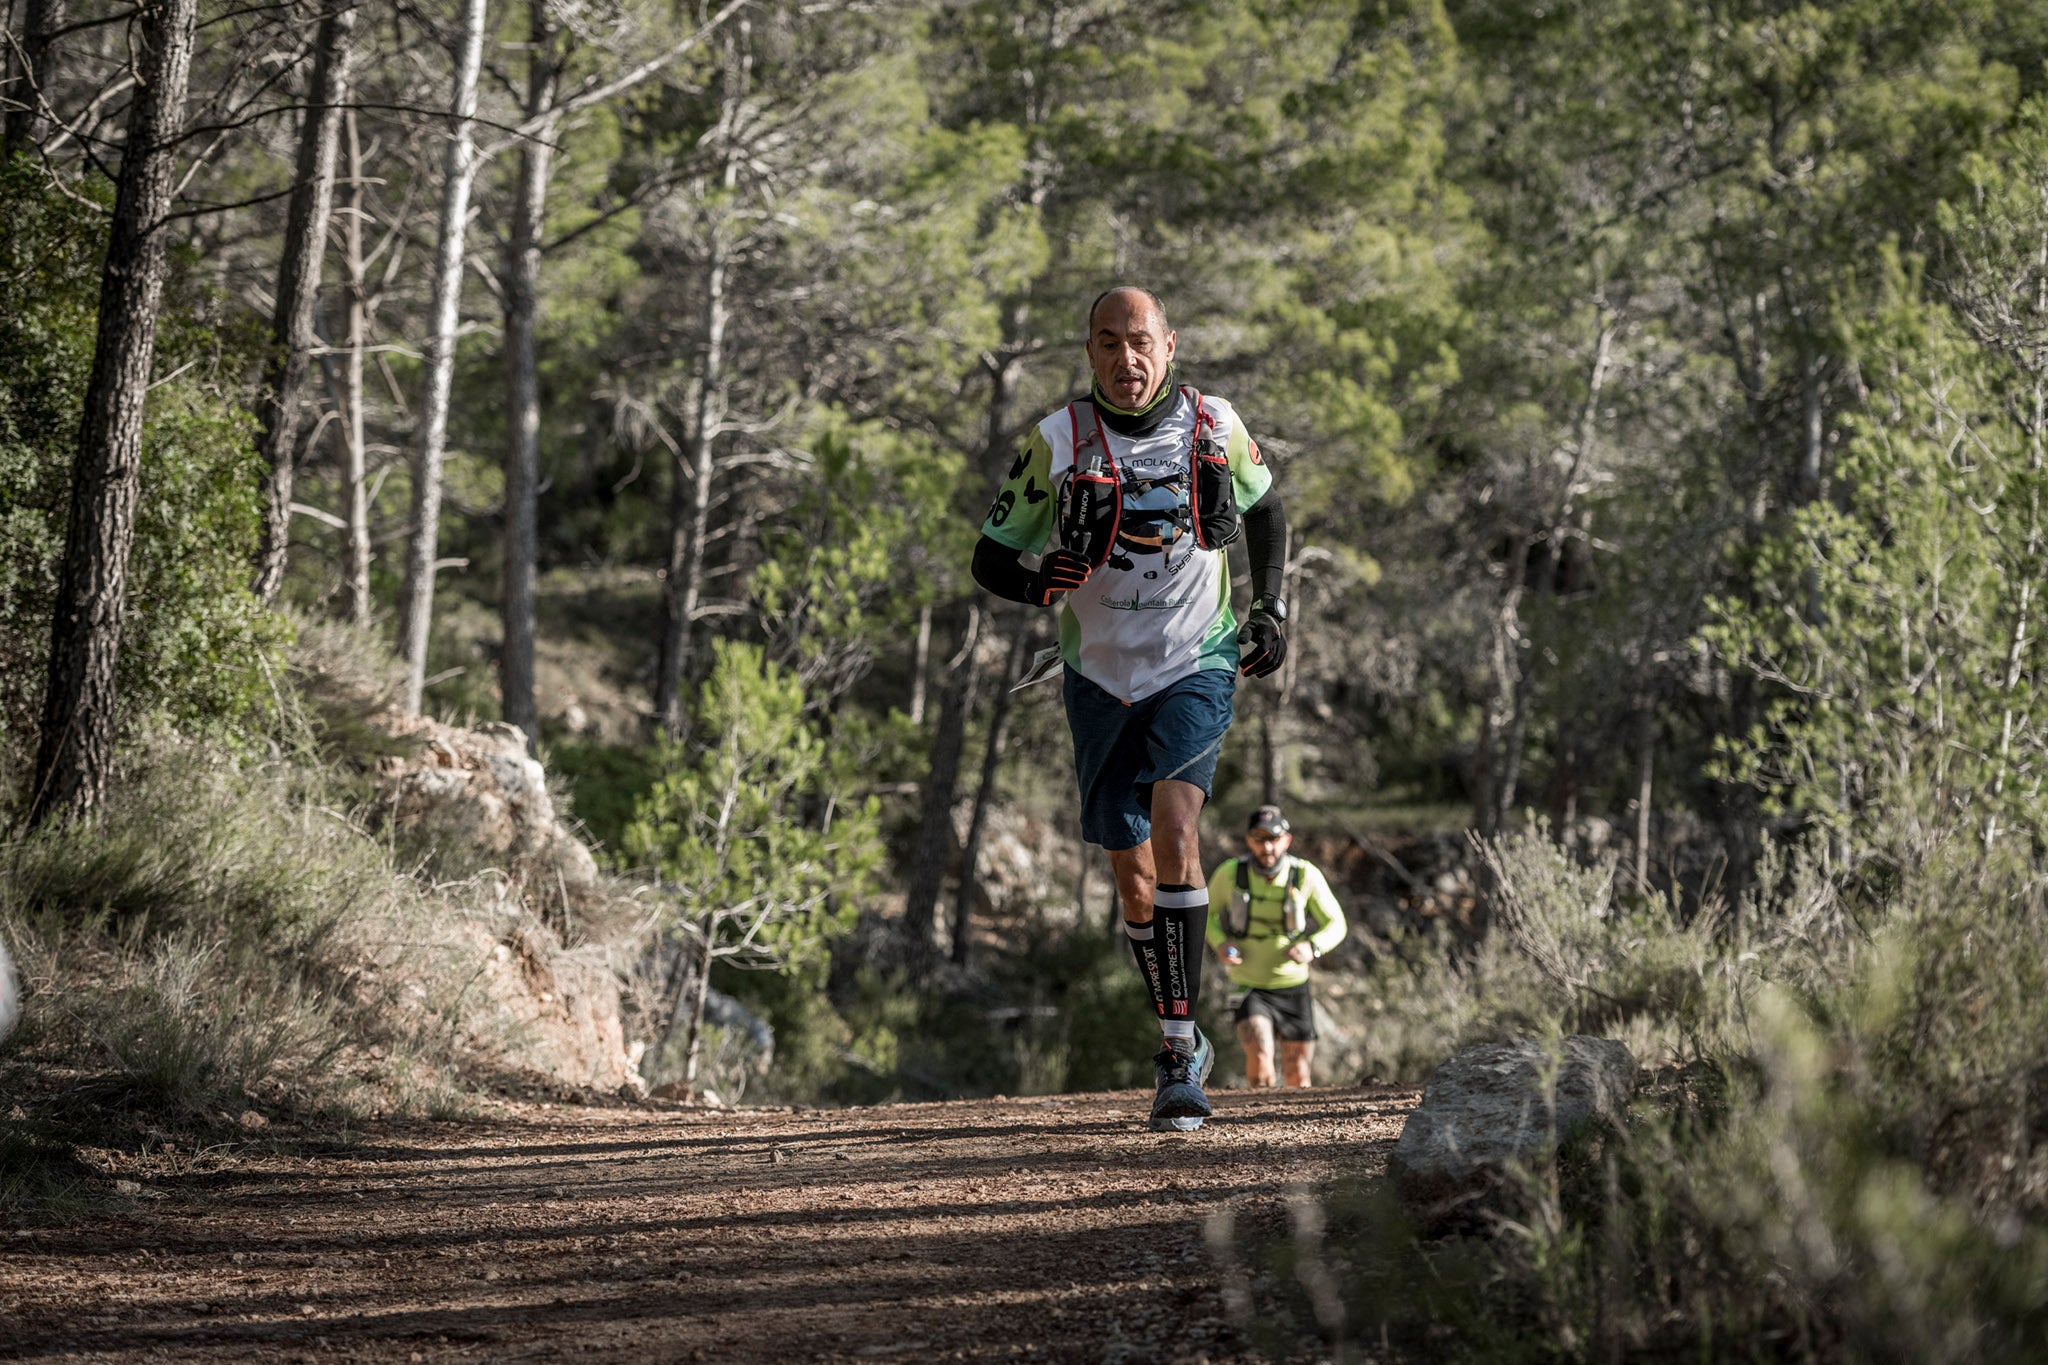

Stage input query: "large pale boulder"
[
  {"left": 370, "top": 711, "right": 639, "bottom": 1095},
  {"left": 1390, "top": 1036, "right": 1636, "bottom": 1221},
  {"left": 465, "top": 915, "right": 643, "bottom": 1094},
  {"left": 377, "top": 717, "right": 598, "bottom": 894}
]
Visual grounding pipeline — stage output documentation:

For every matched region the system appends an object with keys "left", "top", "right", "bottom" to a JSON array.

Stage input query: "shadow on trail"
[
  {"left": 3, "top": 1087, "right": 1408, "bottom": 1361},
  {"left": 312, "top": 1115, "right": 1160, "bottom": 1168},
  {"left": 0, "top": 1204, "right": 1242, "bottom": 1363},
  {"left": 10, "top": 1169, "right": 1297, "bottom": 1266}
]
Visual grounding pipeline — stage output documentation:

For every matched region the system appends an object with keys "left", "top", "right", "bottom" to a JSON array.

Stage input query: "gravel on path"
[{"left": 1, "top": 1084, "right": 1417, "bottom": 1363}]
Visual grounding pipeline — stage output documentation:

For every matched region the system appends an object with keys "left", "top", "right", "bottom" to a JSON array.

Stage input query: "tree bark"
[
  {"left": 398, "top": 0, "right": 488, "bottom": 716},
  {"left": 252, "top": 0, "right": 356, "bottom": 604},
  {"left": 678, "top": 934, "right": 714, "bottom": 1096},
  {"left": 500, "top": 0, "right": 561, "bottom": 749},
  {"left": 903, "top": 604, "right": 981, "bottom": 962},
  {"left": 1258, "top": 706, "right": 1282, "bottom": 806},
  {"left": 1473, "top": 530, "right": 1525, "bottom": 838},
  {"left": 1077, "top": 824, "right": 1099, "bottom": 932},
  {"left": 2, "top": 0, "right": 64, "bottom": 156},
  {"left": 27, "top": 0, "right": 197, "bottom": 829},
  {"left": 1496, "top": 655, "right": 1534, "bottom": 831},
  {"left": 1266, "top": 551, "right": 1305, "bottom": 803},
  {"left": 908, "top": 601, "right": 931, "bottom": 724},
  {"left": 338, "top": 108, "right": 372, "bottom": 625},
  {"left": 951, "top": 618, "right": 1031, "bottom": 966}
]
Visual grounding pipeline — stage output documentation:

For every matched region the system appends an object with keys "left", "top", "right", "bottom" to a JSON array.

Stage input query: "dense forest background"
[{"left": 7, "top": 0, "right": 2048, "bottom": 1357}]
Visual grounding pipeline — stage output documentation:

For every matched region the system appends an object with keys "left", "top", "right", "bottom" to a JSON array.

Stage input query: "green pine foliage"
[
  {"left": 623, "top": 640, "right": 877, "bottom": 982},
  {"left": 0, "top": 159, "right": 283, "bottom": 770},
  {"left": 1707, "top": 250, "right": 2048, "bottom": 857},
  {"left": 752, "top": 412, "right": 972, "bottom": 706}
]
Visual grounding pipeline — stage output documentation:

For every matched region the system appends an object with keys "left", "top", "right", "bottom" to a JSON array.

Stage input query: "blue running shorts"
[{"left": 1064, "top": 666, "right": 1237, "bottom": 851}]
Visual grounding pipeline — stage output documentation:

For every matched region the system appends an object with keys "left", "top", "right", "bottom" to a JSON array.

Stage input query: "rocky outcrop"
[
  {"left": 1390, "top": 1036, "right": 1636, "bottom": 1223},
  {"left": 369, "top": 712, "right": 640, "bottom": 1096},
  {"left": 377, "top": 718, "right": 600, "bottom": 895},
  {"left": 462, "top": 913, "right": 642, "bottom": 1094}
]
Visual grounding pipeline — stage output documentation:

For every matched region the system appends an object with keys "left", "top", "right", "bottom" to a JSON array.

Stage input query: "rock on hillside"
[
  {"left": 1390, "top": 1035, "right": 1635, "bottom": 1224},
  {"left": 370, "top": 712, "right": 644, "bottom": 1096},
  {"left": 376, "top": 717, "right": 601, "bottom": 893}
]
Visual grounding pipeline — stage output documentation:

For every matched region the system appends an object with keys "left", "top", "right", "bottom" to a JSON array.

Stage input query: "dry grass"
[
  {"left": 1270, "top": 828, "right": 2048, "bottom": 1362},
  {"left": 0, "top": 713, "right": 647, "bottom": 1222}
]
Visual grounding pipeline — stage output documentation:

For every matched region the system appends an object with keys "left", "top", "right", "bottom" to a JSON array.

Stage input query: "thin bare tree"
[
  {"left": 397, "top": 0, "right": 489, "bottom": 717},
  {"left": 951, "top": 616, "right": 1034, "bottom": 966},
  {"left": 498, "top": 0, "right": 562, "bottom": 747},
  {"left": 252, "top": 0, "right": 357, "bottom": 603},
  {"left": 903, "top": 603, "right": 981, "bottom": 963},
  {"left": 653, "top": 27, "right": 746, "bottom": 738},
  {"left": 335, "top": 108, "right": 373, "bottom": 625},
  {"left": 499, "top": 0, "right": 748, "bottom": 743}
]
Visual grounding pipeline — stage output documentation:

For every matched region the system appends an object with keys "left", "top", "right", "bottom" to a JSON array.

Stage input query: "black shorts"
[{"left": 1232, "top": 982, "right": 1316, "bottom": 1042}]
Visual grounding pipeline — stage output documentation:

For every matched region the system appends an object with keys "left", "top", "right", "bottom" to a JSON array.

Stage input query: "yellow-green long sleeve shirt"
[{"left": 1205, "top": 855, "right": 1346, "bottom": 991}]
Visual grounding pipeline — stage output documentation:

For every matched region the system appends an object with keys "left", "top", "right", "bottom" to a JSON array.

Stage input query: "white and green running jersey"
[{"left": 979, "top": 388, "right": 1273, "bottom": 703}]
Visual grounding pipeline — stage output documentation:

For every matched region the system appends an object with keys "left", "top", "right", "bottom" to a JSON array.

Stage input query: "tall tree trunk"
[
  {"left": 2, "top": 0, "right": 64, "bottom": 156},
  {"left": 981, "top": 339, "right": 1021, "bottom": 474},
  {"left": 1258, "top": 706, "right": 1283, "bottom": 806},
  {"left": 1256, "top": 551, "right": 1302, "bottom": 806},
  {"left": 653, "top": 39, "right": 743, "bottom": 736},
  {"left": 673, "top": 935, "right": 714, "bottom": 1096},
  {"left": 252, "top": 0, "right": 356, "bottom": 603},
  {"left": 951, "top": 618, "right": 1031, "bottom": 966},
  {"left": 27, "top": 0, "right": 197, "bottom": 829},
  {"left": 338, "top": 109, "right": 372, "bottom": 625},
  {"left": 1496, "top": 662, "right": 1534, "bottom": 831},
  {"left": 500, "top": 0, "right": 561, "bottom": 748},
  {"left": 1077, "top": 824, "right": 1099, "bottom": 931},
  {"left": 398, "top": 0, "right": 488, "bottom": 716},
  {"left": 904, "top": 604, "right": 981, "bottom": 962}
]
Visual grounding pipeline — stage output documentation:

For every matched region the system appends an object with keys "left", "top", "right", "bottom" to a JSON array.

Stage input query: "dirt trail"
[{"left": 2, "top": 1085, "right": 1418, "bottom": 1363}]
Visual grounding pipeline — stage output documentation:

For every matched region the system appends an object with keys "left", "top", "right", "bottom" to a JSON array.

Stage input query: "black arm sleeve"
[
  {"left": 1242, "top": 493, "right": 1289, "bottom": 604},
  {"left": 972, "top": 536, "right": 1040, "bottom": 605}
]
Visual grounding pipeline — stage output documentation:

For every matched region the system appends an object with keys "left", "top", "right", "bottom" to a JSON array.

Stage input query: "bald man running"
[{"left": 970, "top": 286, "right": 1291, "bottom": 1132}]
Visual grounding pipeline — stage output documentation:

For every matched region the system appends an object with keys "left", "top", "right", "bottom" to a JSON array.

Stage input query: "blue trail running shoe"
[{"left": 1149, "top": 1028, "right": 1215, "bottom": 1132}]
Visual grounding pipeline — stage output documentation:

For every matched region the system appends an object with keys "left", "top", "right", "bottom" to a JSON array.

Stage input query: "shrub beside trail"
[{"left": 1246, "top": 827, "right": 2048, "bottom": 1362}]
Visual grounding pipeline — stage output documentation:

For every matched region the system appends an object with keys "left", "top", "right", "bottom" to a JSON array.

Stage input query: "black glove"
[
  {"left": 1031, "top": 547, "right": 1093, "bottom": 606},
  {"left": 1237, "top": 606, "right": 1287, "bottom": 678}
]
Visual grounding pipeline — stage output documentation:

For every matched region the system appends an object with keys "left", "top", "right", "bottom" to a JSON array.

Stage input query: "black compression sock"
[
  {"left": 1152, "top": 883, "right": 1208, "bottom": 1037},
  {"left": 1125, "top": 916, "right": 1169, "bottom": 1019}
]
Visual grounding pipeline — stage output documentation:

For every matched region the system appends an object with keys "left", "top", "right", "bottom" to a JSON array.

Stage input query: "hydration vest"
[
  {"left": 1058, "top": 387, "right": 1241, "bottom": 568},
  {"left": 1223, "top": 858, "right": 1309, "bottom": 939}
]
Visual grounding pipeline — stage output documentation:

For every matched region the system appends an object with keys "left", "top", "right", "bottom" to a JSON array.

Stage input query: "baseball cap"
[{"left": 1247, "top": 805, "right": 1290, "bottom": 834}]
